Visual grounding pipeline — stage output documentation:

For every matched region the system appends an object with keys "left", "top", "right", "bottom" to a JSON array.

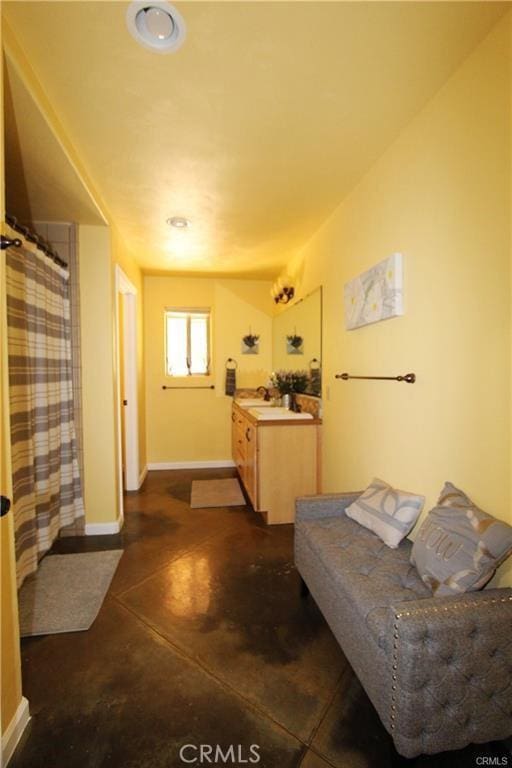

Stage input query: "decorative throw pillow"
[
  {"left": 345, "top": 478, "right": 425, "bottom": 549},
  {"left": 411, "top": 482, "right": 512, "bottom": 596}
]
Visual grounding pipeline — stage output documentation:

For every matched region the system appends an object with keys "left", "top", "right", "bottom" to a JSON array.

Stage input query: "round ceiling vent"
[
  {"left": 167, "top": 216, "right": 190, "bottom": 228},
  {"left": 126, "top": 1, "right": 186, "bottom": 54}
]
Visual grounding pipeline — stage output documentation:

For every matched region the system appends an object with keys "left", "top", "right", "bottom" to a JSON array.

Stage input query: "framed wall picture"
[{"left": 344, "top": 253, "right": 404, "bottom": 330}]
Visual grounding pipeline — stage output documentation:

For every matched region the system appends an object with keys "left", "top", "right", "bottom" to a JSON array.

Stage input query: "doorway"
[{"left": 115, "top": 266, "right": 139, "bottom": 517}]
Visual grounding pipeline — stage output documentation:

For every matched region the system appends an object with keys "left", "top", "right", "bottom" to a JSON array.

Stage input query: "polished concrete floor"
[{"left": 10, "top": 469, "right": 511, "bottom": 768}]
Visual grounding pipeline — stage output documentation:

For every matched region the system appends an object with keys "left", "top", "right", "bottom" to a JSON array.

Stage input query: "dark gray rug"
[{"left": 19, "top": 550, "right": 123, "bottom": 637}]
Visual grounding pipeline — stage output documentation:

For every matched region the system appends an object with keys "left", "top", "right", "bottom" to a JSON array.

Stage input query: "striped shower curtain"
[{"left": 6, "top": 236, "right": 84, "bottom": 588}]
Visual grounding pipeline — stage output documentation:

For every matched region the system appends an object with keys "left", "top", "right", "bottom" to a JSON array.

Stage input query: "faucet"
[{"left": 257, "top": 386, "right": 271, "bottom": 401}]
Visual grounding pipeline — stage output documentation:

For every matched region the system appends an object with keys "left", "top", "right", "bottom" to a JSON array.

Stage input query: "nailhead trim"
[
  {"left": 389, "top": 595, "right": 512, "bottom": 732},
  {"left": 391, "top": 613, "right": 402, "bottom": 730},
  {"left": 393, "top": 595, "right": 512, "bottom": 620}
]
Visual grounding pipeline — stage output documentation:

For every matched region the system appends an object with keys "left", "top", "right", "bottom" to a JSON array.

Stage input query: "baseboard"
[
  {"left": 138, "top": 465, "right": 148, "bottom": 488},
  {"left": 2, "top": 697, "right": 30, "bottom": 767},
  {"left": 147, "top": 460, "right": 236, "bottom": 471},
  {"left": 85, "top": 517, "right": 124, "bottom": 536}
]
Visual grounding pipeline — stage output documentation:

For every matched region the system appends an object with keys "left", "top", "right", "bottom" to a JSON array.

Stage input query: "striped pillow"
[{"left": 346, "top": 478, "right": 425, "bottom": 548}]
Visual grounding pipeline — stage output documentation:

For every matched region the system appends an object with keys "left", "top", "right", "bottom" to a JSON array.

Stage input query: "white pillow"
[{"left": 346, "top": 478, "right": 425, "bottom": 548}]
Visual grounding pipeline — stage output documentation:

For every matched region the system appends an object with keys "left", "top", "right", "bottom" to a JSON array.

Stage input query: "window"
[{"left": 165, "top": 309, "right": 211, "bottom": 376}]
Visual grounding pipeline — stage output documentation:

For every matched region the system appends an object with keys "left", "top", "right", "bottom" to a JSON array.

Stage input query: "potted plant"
[
  {"left": 290, "top": 370, "right": 309, "bottom": 393},
  {"left": 242, "top": 333, "right": 259, "bottom": 349},
  {"left": 286, "top": 333, "right": 303, "bottom": 350},
  {"left": 271, "top": 370, "right": 309, "bottom": 409},
  {"left": 271, "top": 370, "right": 293, "bottom": 396}
]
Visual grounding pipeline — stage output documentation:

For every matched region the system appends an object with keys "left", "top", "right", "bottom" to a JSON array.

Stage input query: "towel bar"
[
  {"left": 335, "top": 372, "right": 416, "bottom": 383},
  {"left": 162, "top": 385, "right": 215, "bottom": 390}
]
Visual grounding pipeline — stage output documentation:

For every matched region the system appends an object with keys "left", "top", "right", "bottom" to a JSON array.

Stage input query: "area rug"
[
  {"left": 18, "top": 550, "right": 123, "bottom": 637},
  {"left": 190, "top": 478, "right": 245, "bottom": 508}
]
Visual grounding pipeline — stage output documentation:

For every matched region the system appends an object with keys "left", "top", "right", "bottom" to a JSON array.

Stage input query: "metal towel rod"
[
  {"left": 162, "top": 385, "right": 215, "bottom": 390},
  {"left": 335, "top": 372, "right": 416, "bottom": 384}
]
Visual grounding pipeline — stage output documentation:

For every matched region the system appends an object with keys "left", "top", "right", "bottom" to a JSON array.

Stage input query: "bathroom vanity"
[{"left": 232, "top": 400, "right": 321, "bottom": 524}]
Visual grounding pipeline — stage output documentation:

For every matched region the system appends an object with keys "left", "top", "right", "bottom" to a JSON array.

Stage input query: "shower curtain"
[{"left": 6, "top": 235, "right": 85, "bottom": 588}]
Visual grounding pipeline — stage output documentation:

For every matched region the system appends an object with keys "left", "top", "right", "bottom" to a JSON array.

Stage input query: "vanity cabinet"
[
  {"left": 232, "top": 403, "right": 321, "bottom": 524},
  {"left": 232, "top": 408, "right": 257, "bottom": 506}
]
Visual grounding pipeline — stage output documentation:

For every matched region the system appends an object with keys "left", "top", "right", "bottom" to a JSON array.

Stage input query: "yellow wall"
[
  {"left": 79, "top": 225, "right": 119, "bottom": 524},
  {"left": 213, "top": 280, "right": 274, "bottom": 393},
  {"left": 1, "top": 252, "right": 23, "bottom": 739},
  {"left": 283, "top": 15, "right": 512, "bottom": 586},
  {"left": 510, "top": 12, "right": 512, "bottom": 549},
  {"left": 0, "top": 7, "right": 23, "bottom": 738},
  {"left": 0, "top": 515, "right": 22, "bottom": 736},
  {"left": 145, "top": 276, "right": 272, "bottom": 464}
]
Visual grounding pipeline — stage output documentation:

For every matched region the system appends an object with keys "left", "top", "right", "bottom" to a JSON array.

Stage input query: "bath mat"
[
  {"left": 190, "top": 478, "right": 245, "bottom": 508},
  {"left": 18, "top": 550, "right": 123, "bottom": 637}
]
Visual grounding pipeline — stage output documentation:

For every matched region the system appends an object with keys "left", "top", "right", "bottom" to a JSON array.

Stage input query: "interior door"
[{"left": 118, "top": 291, "right": 127, "bottom": 487}]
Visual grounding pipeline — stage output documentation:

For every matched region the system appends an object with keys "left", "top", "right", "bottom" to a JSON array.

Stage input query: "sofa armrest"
[
  {"left": 387, "top": 588, "right": 512, "bottom": 757},
  {"left": 295, "top": 492, "right": 361, "bottom": 523}
]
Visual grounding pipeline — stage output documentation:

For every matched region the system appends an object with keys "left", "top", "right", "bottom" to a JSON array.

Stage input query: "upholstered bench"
[{"left": 294, "top": 492, "right": 512, "bottom": 759}]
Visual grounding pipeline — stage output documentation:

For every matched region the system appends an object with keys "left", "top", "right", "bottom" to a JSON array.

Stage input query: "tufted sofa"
[{"left": 294, "top": 492, "right": 512, "bottom": 759}]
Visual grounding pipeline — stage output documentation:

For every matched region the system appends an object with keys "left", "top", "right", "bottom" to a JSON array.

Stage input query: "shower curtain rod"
[{"left": 4, "top": 215, "right": 69, "bottom": 269}]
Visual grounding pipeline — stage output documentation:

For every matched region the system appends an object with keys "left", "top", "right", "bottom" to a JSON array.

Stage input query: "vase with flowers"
[{"left": 270, "top": 370, "right": 309, "bottom": 410}]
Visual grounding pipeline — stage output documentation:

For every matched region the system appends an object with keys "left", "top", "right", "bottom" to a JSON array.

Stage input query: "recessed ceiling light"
[
  {"left": 126, "top": 1, "right": 186, "bottom": 54},
  {"left": 167, "top": 216, "right": 190, "bottom": 228}
]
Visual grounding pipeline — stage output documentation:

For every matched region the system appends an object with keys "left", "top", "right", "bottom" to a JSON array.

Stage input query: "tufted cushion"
[
  {"left": 296, "top": 514, "right": 430, "bottom": 653},
  {"left": 345, "top": 478, "right": 425, "bottom": 548}
]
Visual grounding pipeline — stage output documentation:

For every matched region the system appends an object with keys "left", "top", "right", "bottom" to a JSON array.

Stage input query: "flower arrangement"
[
  {"left": 286, "top": 333, "right": 303, "bottom": 350},
  {"left": 242, "top": 333, "right": 260, "bottom": 348},
  {"left": 271, "top": 370, "right": 309, "bottom": 395}
]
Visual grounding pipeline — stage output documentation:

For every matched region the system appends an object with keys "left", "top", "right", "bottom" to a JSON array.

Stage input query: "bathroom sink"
[
  {"left": 248, "top": 407, "right": 313, "bottom": 421},
  {"left": 235, "top": 398, "right": 273, "bottom": 408}
]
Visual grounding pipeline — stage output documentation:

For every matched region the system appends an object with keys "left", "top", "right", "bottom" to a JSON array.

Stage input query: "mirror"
[{"left": 271, "top": 287, "right": 322, "bottom": 396}]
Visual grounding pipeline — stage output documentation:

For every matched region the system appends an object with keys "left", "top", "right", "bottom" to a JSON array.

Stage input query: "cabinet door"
[
  {"left": 244, "top": 422, "right": 258, "bottom": 508},
  {"left": 231, "top": 408, "right": 239, "bottom": 463},
  {"left": 258, "top": 425, "right": 318, "bottom": 524},
  {"left": 232, "top": 408, "right": 246, "bottom": 481}
]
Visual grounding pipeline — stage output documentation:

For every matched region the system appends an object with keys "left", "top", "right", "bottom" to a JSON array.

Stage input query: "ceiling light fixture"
[
  {"left": 167, "top": 216, "right": 190, "bottom": 229},
  {"left": 271, "top": 275, "right": 295, "bottom": 304},
  {"left": 126, "top": 1, "right": 186, "bottom": 54}
]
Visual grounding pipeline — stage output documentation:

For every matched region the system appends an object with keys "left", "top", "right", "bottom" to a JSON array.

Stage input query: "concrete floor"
[{"left": 10, "top": 469, "right": 511, "bottom": 767}]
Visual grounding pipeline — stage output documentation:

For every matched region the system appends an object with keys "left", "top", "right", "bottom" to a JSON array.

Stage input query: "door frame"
[{"left": 114, "top": 266, "right": 139, "bottom": 510}]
